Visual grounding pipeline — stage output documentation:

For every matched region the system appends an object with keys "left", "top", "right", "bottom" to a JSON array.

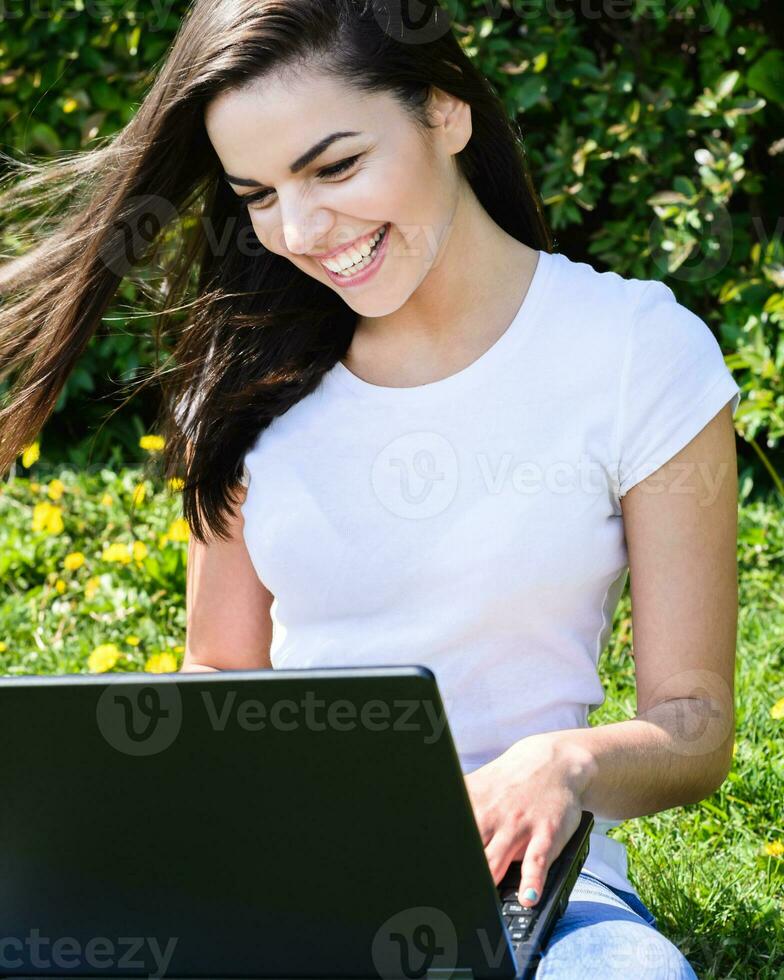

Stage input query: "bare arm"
[
  {"left": 180, "top": 481, "right": 275, "bottom": 673},
  {"left": 553, "top": 399, "right": 739, "bottom": 817}
]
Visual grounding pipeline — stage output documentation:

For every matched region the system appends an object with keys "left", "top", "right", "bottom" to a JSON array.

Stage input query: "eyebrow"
[{"left": 223, "top": 131, "right": 363, "bottom": 189}]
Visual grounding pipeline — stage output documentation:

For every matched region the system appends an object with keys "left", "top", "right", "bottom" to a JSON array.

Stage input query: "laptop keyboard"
[{"left": 498, "top": 884, "right": 537, "bottom": 951}]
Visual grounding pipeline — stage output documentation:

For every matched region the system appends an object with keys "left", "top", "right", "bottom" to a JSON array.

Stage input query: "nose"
[
  {"left": 281, "top": 221, "right": 312, "bottom": 255},
  {"left": 279, "top": 196, "right": 330, "bottom": 256}
]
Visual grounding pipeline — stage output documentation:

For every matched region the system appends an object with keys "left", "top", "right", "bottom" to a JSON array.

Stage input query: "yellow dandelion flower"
[
  {"left": 770, "top": 697, "right": 784, "bottom": 720},
  {"left": 172, "top": 644, "right": 185, "bottom": 654},
  {"left": 103, "top": 542, "right": 132, "bottom": 564},
  {"left": 84, "top": 576, "right": 101, "bottom": 599},
  {"left": 64, "top": 551, "right": 85, "bottom": 571},
  {"left": 131, "top": 483, "right": 146, "bottom": 507},
  {"left": 139, "top": 435, "right": 166, "bottom": 452},
  {"left": 168, "top": 477, "right": 185, "bottom": 492},
  {"left": 32, "top": 502, "right": 49, "bottom": 531},
  {"left": 167, "top": 517, "right": 190, "bottom": 543},
  {"left": 144, "top": 652, "right": 178, "bottom": 673},
  {"left": 47, "top": 479, "right": 65, "bottom": 500},
  {"left": 62, "top": 97, "right": 79, "bottom": 113},
  {"left": 763, "top": 840, "right": 784, "bottom": 858},
  {"left": 88, "top": 643, "right": 120, "bottom": 673},
  {"left": 54, "top": 578, "right": 67, "bottom": 594},
  {"left": 125, "top": 635, "right": 141, "bottom": 646},
  {"left": 132, "top": 540, "right": 148, "bottom": 562},
  {"left": 158, "top": 533, "right": 170, "bottom": 548},
  {"left": 0, "top": 641, "right": 7, "bottom": 653},
  {"left": 100, "top": 493, "right": 113, "bottom": 507},
  {"left": 32, "top": 501, "right": 64, "bottom": 535},
  {"left": 21, "top": 441, "right": 40, "bottom": 468},
  {"left": 30, "top": 482, "right": 41, "bottom": 493}
]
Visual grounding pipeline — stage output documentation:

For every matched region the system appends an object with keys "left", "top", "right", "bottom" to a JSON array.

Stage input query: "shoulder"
[
  {"left": 543, "top": 250, "right": 664, "bottom": 341},
  {"left": 543, "top": 251, "right": 722, "bottom": 363},
  {"left": 545, "top": 250, "right": 652, "bottom": 302}
]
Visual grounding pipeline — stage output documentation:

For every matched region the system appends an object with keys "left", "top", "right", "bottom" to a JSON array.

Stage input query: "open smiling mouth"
[{"left": 321, "top": 223, "right": 390, "bottom": 282}]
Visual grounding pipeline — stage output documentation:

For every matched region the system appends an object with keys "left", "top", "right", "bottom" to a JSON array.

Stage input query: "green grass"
[
  {"left": 1, "top": 466, "right": 783, "bottom": 978},
  {"left": 0, "top": 466, "right": 189, "bottom": 673}
]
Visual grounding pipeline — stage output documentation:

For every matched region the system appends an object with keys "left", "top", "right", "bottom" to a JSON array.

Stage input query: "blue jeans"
[{"left": 534, "top": 871, "right": 698, "bottom": 978}]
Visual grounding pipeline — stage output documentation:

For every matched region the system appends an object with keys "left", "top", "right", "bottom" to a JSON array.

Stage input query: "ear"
[{"left": 426, "top": 85, "right": 472, "bottom": 153}]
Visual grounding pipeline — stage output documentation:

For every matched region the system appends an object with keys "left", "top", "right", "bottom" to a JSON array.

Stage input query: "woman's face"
[{"left": 204, "top": 67, "right": 471, "bottom": 317}]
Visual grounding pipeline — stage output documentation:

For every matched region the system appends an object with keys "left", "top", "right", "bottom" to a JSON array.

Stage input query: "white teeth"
[
  {"left": 338, "top": 253, "right": 372, "bottom": 276},
  {"left": 324, "top": 225, "right": 386, "bottom": 273}
]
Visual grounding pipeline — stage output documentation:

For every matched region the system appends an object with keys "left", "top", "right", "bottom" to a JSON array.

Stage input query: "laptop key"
[
  {"left": 509, "top": 914, "right": 535, "bottom": 929},
  {"left": 503, "top": 901, "right": 526, "bottom": 914}
]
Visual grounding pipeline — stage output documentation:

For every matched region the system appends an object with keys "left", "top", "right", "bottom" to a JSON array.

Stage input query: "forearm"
[{"left": 545, "top": 697, "right": 735, "bottom": 821}]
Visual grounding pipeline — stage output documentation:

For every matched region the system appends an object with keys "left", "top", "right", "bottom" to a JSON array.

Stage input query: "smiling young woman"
[{"left": 0, "top": 1, "right": 740, "bottom": 977}]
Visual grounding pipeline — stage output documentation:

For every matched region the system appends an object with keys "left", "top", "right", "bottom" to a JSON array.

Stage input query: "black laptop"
[{"left": 0, "top": 665, "right": 592, "bottom": 980}]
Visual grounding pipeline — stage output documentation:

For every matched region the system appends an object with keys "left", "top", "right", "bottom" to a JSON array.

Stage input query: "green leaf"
[
  {"left": 673, "top": 176, "right": 698, "bottom": 198},
  {"left": 712, "top": 3, "right": 731, "bottom": 38},
  {"left": 716, "top": 70, "right": 740, "bottom": 100},
  {"left": 91, "top": 79, "right": 125, "bottom": 111},
  {"left": 128, "top": 25, "right": 142, "bottom": 57},
  {"left": 513, "top": 76, "right": 546, "bottom": 111},
  {"left": 28, "top": 121, "right": 60, "bottom": 154},
  {"left": 647, "top": 191, "right": 689, "bottom": 206},
  {"left": 747, "top": 50, "right": 784, "bottom": 106}
]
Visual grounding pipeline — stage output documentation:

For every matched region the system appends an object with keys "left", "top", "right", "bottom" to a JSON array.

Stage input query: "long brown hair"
[{"left": 0, "top": 0, "right": 552, "bottom": 544}]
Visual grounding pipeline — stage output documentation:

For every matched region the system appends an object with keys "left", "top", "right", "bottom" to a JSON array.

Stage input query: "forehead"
[{"left": 204, "top": 68, "right": 384, "bottom": 171}]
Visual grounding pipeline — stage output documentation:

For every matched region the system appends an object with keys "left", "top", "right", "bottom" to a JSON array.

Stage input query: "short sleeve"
[{"left": 614, "top": 280, "right": 741, "bottom": 499}]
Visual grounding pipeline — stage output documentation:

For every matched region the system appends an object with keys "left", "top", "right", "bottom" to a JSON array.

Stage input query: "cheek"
[
  {"left": 380, "top": 155, "right": 447, "bottom": 241},
  {"left": 240, "top": 156, "right": 442, "bottom": 254}
]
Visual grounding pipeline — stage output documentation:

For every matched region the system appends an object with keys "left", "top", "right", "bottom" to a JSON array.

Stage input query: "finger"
[
  {"left": 484, "top": 830, "right": 527, "bottom": 886},
  {"left": 470, "top": 810, "right": 495, "bottom": 847},
  {"left": 463, "top": 779, "right": 494, "bottom": 846},
  {"left": 518, "top": 831, "right": 558, "bottom": 907}
]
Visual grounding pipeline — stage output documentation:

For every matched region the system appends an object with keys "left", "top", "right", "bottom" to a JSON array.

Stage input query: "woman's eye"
[
  {"left": 243, "top": 155, "right": 363, "bottom": 211},
  {"left": 318, "top": 154, "right": 362, "bottom": 179}
]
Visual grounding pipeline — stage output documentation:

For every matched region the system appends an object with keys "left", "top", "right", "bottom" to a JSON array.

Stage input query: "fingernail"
[{"left": 522, "top": 887, "right": 538, "bottom": 903}]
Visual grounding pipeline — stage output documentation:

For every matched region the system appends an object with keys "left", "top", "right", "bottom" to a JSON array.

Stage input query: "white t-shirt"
[{"left": 238, "top": 248, "right": 741, "bottom": 895}]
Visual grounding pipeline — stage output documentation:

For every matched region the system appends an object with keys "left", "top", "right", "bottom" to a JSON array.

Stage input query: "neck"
[{"left": 352, "top": 189, "right": 538, "bottom": 355}]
